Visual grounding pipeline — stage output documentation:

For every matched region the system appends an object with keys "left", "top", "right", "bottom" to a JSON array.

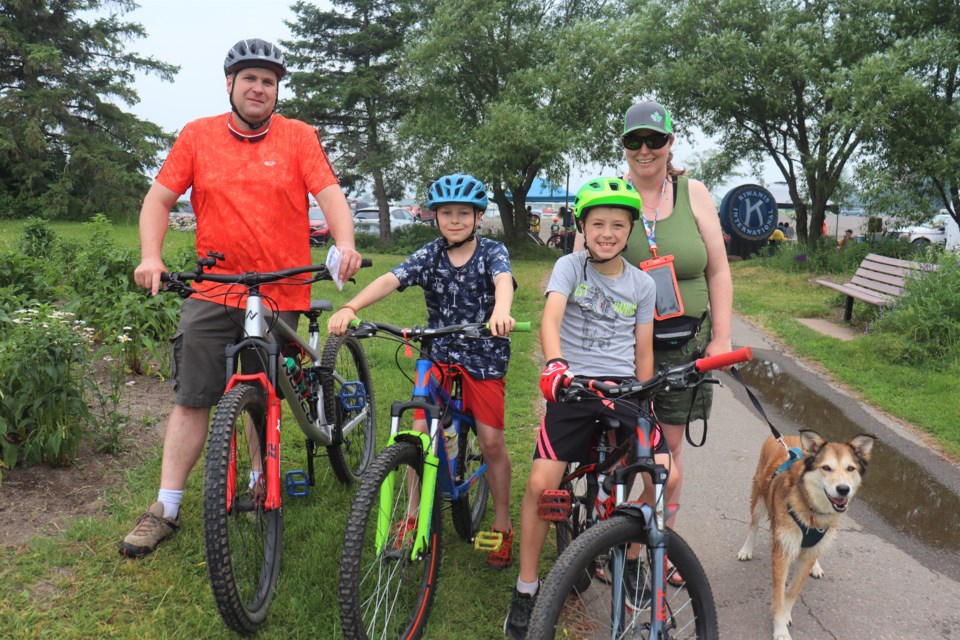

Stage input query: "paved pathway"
[{"left": 677, "top": 316, "right": 960, "bottom": 639}]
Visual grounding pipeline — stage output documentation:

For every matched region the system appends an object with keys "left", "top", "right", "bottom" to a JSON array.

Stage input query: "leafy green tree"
[
  {"left": 853, "top": 1, "right": 960, "bottom": 229},
  {"left": 401, "top": 0, "right": 637, "bottom": 241},
  {"left": 283, "top": 0, "right": 414, "bottom": 241},
  {"left": 627, "top": 0, "right": 915, "bottom": 243},
  {"left": 0, "top": 0, "right": 176, "bottom": 221}
]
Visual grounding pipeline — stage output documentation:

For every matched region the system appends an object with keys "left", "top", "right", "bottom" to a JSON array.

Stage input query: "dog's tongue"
[{"left": 830, "top": 496, "right": 848, "bottom": 510}]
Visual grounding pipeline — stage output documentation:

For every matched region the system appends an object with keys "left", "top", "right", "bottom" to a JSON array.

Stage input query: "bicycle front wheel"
[
  {"left": 204, "top": 384, "right": 283, "bottom": 635},
  {"left": 322, "top": 334, "right": 376, "bottom": 484},
  {"left": 339, "top": 441, "right": 443, "bottom": 640},
  {"left": 450, "top": 421, "right": 489, "bottom": 540},
  {"left": 546, "top": 234, "right": 564, "bottom": 252},
  {"left": 528, "top": 515, "right": 718, "bottom": 640}
]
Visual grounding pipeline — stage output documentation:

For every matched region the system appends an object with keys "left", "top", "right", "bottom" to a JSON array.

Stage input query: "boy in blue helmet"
[{"left": 328, "top": 173, "right": 518, "bottom": 568}]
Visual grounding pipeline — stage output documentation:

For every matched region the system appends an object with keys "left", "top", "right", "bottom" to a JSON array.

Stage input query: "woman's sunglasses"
[{"left": 622, "top": 132, "right": 671, "bottom": 151}]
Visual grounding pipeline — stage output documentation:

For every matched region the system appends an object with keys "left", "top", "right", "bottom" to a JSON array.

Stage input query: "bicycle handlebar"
[
  {"left": 560, "top": 346, "right": 753, "bottom": 402},
  {"left": 159, "top": 257, "right": 373, "bottom": 295},
  {"left": 348, "top": 320, "right": 532, "bottom": 341}
]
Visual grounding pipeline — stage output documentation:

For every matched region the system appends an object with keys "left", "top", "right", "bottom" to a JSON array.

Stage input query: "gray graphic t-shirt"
[{"left": 545, "top": 252, "right": 656, "bottom": 378}]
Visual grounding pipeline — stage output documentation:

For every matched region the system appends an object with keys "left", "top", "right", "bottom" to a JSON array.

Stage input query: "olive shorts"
[
  {"left": 652, "top": 313, "right": 713, "bottom": 425},
  {"left": 171, "top": 298, "right": 300, "bottom": 408}
]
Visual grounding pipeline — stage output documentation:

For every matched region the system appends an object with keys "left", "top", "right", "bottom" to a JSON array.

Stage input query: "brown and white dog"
[{"left": 736, "top": 430, "right": 876, "bottom": 640}]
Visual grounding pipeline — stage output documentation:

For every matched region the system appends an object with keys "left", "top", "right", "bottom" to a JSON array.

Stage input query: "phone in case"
[{"left": 638, "top": 254, "right": 684, "bottom": 320}]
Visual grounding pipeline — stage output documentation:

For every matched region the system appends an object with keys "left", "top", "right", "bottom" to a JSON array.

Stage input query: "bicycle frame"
[
  {"left": 376, "top": 357, "right": 482, "bottom": 559},
  {"left": 220, "top": 293, "right": 371, "bottom": 511}
]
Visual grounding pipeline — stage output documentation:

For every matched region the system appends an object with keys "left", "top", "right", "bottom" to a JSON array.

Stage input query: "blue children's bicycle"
[{"left": 338, "top": 320, "right": 530, "bottom": 640}]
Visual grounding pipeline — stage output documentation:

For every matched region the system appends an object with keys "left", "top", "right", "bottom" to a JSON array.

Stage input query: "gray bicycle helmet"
[{"left": 224, "top": 38, "right": 287, "bottom": 79}]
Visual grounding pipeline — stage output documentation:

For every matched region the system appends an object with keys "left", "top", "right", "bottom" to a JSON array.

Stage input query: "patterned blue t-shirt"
[{"left": 391, "top": 237, "right": 513, "bottom": 379}]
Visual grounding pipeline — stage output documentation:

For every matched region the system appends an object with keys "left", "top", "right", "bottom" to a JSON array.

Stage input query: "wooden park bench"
[{"left": 814, "top": 253, "right": 938, "bottom": 322}]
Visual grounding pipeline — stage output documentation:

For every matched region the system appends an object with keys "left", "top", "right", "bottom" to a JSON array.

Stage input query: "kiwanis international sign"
[{"left": 719, "top": 184, "right": 778, "bottom": 243}]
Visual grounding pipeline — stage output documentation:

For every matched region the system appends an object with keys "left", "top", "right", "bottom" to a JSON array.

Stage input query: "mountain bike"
[
  {"left": 160, "top": 253, "right": 376, "bottom": 634},
  {"left": 338, "top": 320, "right": 530, "bottom": 640},
  {"left": 527, "top": 347, "right": 753, "bottom": 640}
]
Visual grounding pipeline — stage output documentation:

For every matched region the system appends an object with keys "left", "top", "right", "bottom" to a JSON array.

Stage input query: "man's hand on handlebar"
[
  {"left": 134, "top": 257, "right": 167, "bottom": 297},
  {"left": 336, "top": 244, "right": 363, "bottom": 283}
]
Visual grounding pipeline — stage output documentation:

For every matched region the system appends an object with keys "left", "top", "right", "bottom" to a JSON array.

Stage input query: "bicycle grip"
[
  {"left": 695, "top": 347, "right": 752, "bottom": 373},
  {"left": 512, "top": 321, "right": 532, "bottom": 332}
]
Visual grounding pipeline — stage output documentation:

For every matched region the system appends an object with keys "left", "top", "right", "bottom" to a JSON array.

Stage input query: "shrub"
[
  {"left": 868, "top": 256, "right": 960, "bottom": 367},
  {"left": 19, "top": 216, "right": 57, "bottom": 256},
  {"left": 0, "top": 305, "right": 94, "bottom": 468}
]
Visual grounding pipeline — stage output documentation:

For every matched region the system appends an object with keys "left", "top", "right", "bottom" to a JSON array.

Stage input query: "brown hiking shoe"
[{"left": 118, "top": 502, "right": 180, "bottom": 559}]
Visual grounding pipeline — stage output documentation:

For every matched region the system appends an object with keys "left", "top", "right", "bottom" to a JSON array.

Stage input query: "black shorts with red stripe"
[{"left": 534, "top": 396, "right": 666, "bottom": 464}]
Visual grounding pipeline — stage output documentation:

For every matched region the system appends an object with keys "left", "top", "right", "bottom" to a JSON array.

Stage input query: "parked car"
[
  {"left": 354, "top": 207, "right": 416, "bottom": 235},
  {"left": 889, "top": 213, "right": 953, "bottom": 247},
  {"left": 309, "top": 209, "right": 330, "bottom": 246}
]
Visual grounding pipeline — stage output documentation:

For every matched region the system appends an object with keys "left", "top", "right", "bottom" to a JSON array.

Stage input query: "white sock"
[
  {"left": 157, "top": 489, "right": 183, "bottom": 520},
  {"left": 516, "top": 577, "right": 539, "bottom": 596},
  {"left": 249, "top": 470, "right": 263, "bottom": 489}
]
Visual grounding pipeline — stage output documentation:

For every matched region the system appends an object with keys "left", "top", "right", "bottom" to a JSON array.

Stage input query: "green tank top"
[{"left": 623, "top": 175, "right": 709, "bottom": 316}]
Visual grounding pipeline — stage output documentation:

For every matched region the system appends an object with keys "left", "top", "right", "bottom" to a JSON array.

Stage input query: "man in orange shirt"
[{"left": 121, "top": 38, "right": 362, "bottom": 558}]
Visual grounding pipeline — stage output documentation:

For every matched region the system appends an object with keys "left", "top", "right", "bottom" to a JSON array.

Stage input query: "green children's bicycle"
[{"left": 338, "top": 320, "right": 530, "bottom": 640}]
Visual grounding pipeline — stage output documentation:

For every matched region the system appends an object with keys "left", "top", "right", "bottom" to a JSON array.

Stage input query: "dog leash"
[{"left": 728, "top": 367, "right": 792, "bottom": 455}]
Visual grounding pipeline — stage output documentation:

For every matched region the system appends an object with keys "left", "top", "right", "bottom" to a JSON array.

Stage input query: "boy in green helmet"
[{"left": 504, "top": 177, "right": 659, "bottom": 639}]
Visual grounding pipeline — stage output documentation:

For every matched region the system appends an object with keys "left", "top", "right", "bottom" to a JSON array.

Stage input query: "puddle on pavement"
[{"left": 736, "top": 359, "right": 960, "bottom": 553}]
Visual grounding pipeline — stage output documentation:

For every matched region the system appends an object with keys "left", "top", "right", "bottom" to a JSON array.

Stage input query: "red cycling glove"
[{"left": 540, "top": 358, "right": 573, "bottom": 403}]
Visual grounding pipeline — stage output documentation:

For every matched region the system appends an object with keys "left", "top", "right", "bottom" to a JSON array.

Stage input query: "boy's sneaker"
[
  {"left": 504, "top": 588, "right": 536, "bottom": 639},
  {"left": 118, "top": 503, "right": 180, "bottom": 559},
  {"left": 487, "top": 528, "right": 514, "bottom": 569},
  {"left": 623, "top": 557, "right": 651, "bottom": 611}
]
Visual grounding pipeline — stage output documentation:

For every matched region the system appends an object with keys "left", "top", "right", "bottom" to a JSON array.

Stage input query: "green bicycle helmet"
[{"left": 572, "top": 177, "right": 642, "bottom": 231}]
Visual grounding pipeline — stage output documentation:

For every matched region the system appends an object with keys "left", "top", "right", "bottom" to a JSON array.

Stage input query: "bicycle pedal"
[
  {"left": 473, "top": 531, "right": 503, "bottom": 552},
  {"left": 339, "top": 381, "right": 367, "bottom": 411},
  {"left": 285, "top": 470, "right": 310, "bottom": 497},
  {"left": 538, "top": 490, "right": 572, "bottom": 521}
]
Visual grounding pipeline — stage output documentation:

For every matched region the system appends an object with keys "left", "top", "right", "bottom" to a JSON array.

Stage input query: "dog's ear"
[
  {"left": 849, "top": 434, "right": 877, "bottom": 470},
  {"left": 799, "top": 430, "right": 825, "bottom": 456}
]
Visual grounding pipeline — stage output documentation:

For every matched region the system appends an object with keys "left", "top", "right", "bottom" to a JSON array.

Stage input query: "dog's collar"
[{"left": 787, "top": 504, "right": 829, "bottom": 548}]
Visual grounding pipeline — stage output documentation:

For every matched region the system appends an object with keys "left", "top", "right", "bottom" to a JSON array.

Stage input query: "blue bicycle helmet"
[{"left": 426, "top": 174, "right": 488, "bottom": 211}]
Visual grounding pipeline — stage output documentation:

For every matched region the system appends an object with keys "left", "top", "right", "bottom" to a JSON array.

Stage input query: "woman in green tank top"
[{"left": 577, "top": 101, "right": 734, "bottom": 580}]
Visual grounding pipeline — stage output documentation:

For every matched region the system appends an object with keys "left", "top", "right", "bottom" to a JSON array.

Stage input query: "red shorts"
[{"left": 413, "top": 364, "right": 506, "bottom": 430}]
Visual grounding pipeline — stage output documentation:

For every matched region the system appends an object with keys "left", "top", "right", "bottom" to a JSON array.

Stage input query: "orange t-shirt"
[{"left": 157, "top": 113, "right": 339, "bottom": 310}]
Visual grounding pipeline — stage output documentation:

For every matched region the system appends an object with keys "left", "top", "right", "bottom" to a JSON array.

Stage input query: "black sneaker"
[
  {"left": 623, "top": 557, "right": 651, "bottom": 611},
  {"left": 504, "top": 589, "right": 537, "bottom": 639}
]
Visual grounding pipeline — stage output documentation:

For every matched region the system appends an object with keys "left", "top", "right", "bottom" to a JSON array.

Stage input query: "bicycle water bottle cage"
[
  {"left": 538, "top": 490, "right": 573, "bottom": 521},
  {"left": 285, "top": 470, "right": 310, "bottom": 497},
  {"left": 338, "top": 381, "right": 367, "bottom": 411},
  {"left": 473, "top": 531, "right": 504, "bottom": 552}
]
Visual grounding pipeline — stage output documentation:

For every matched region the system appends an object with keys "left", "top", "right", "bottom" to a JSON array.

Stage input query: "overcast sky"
[{"left": 123, "top": 0, "right": 770, "bottom": 197}]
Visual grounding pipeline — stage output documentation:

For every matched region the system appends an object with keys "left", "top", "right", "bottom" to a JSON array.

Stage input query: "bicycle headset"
[
  {"left": 572, "top": 176, "right": 641, "bottom": 266},
  {"left": 425, "top": 173, "right": 489, "bottom": 251},
  {"left": 224, "top": 38, "right": 287, "bottom": 132}
]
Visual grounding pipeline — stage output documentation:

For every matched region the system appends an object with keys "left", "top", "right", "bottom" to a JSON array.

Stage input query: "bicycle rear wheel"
[
  {"left": 322, "top": 334, "right": 376, "bottom": 484},
  {"left": 450, "top": 420, "right": 489, "bottom": 540},
  {"left": 339, "top": 441, "right": 443, "bottom": 640},
  {"left": 204, "top": 384, "right": 283, "bottom": 635},
  {"left": 546, "top": 234, "right": 564, "bottom": 252},
  {"left": 528, "top": 515, "right": 718, "bottom": 640}
]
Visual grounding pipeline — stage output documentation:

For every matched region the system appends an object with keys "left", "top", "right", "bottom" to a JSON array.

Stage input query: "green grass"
[
  {"left": 0, "top": 231, "right": 557, "bottom": 639},
  {"left": 730, "top": 260, "right": 960, "bottom": 459},
  {"left": 2, "top": 222, "right": 957, "bottom": 636}
]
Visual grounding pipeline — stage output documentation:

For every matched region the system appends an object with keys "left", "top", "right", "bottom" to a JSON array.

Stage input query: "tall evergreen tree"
[
  {"left": 283, "top": 0, "right": 414, "bottom": 240},
  {"left": 0, "top": 0, "right": 176, "bottom": 221}
]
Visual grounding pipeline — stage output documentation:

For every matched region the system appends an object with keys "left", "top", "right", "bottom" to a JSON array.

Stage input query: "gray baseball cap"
[{"left": 623, "top": 101, "right": 673, "bottom": 136}]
